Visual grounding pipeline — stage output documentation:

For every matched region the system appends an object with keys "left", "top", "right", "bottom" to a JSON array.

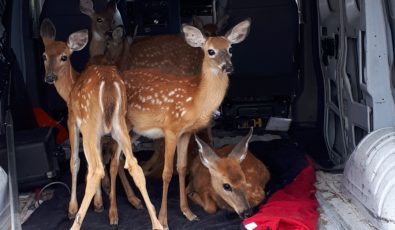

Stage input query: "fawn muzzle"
[
  {"left": 222, "top": 64, "right": 234, "bottom": 74},
  {"left": 240, "top": 208, "right": 253, "bottom": 219},
  {"left": 45, "top": 73, "right": 58, "bottom": 84}
]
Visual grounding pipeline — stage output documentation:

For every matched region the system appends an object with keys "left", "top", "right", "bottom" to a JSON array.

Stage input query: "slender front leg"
[
  {"left": 67, "top": 118, "right": 80, "bottom": 219},
  {"left": 158, "top": 132, "right": 177, "bottom": 230},
  {"left": 176, "top": 132, "right": 198, "bottom": 221},
  {"left": 188, "top": 191, "right": 217, "bottom": 214},
  {"left": 118, "top": 155, "right": 143, "bottom": 209}
]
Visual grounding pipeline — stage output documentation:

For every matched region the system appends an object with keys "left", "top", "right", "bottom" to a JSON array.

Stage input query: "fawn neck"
[
  {"left": 194, "top": 52, "right": 229, "bottom": 117},
  {"left": 54, "top": 63, "right": 78, "bottom": 104}
]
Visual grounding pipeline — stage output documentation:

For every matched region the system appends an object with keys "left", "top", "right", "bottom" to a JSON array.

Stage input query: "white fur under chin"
[{"left": 93, "top": 31, "right": 104, "bottom": 41}]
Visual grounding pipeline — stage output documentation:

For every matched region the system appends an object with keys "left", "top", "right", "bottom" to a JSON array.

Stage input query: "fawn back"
[{"left": 190, "top": 128, "right": 270, "bottom": 218}]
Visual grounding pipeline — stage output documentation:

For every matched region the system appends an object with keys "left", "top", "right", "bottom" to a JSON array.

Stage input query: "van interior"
[{"left": 1, "top": 0, "right": 394, "bottom": 229}]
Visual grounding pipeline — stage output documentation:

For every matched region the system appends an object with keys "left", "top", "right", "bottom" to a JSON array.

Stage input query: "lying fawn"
[
  {"left": 40, "top": 19, "right": 162, "bottom": 229},
  {"left": 188, "top": 128, "right": 270, "bottom": 218},
  {"left": 80, "top": 0, "right": 123, "bottom": 57},
  {"left": 118, "top": 19, "right": 251, "bottom": 228}
]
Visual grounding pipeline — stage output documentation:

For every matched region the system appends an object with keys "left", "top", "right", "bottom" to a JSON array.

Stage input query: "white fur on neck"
[{"left": 93, "top": 31, "right": 104, "bottom": 41}]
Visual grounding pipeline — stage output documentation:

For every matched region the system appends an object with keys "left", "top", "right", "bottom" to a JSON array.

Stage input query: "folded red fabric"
[{"left": 243, "top": 159, "right": 318, "bottom": 230}]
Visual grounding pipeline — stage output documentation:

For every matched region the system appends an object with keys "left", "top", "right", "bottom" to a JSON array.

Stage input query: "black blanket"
[{"left": 23, "top": 138, "right": 307, "bottom": 230}]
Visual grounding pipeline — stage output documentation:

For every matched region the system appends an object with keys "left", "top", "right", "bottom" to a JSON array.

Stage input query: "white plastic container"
[
  {"left": 0, "top": 166, "right": 10, "bottom": 230},
  {"left": 343, "top": 127, "right": 395, "bottom": 229}
]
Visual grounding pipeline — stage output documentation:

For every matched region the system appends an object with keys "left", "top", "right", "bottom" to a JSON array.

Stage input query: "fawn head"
[
  {"left": 40, "top": 19, "right": 88, "bottom": 84},
  {"left": 191, "top": 15, "right": 230, "bottom": 36},
  {"left": 182, "top": 18, "right": 250, "bottom": 75},
  {"left": 80, "top": 0, "right": 122, "bottom": 40},
  {"left": 195, "top": 128, "right": 254, "bottom": 219}
]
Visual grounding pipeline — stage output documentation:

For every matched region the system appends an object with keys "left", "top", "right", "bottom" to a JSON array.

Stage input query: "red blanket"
[{"left": 243, "top": 159, "right": 318, "bottom": 230}]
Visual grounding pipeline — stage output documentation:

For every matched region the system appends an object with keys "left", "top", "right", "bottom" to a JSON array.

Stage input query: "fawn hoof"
[
  {"left": 183, "top": 211, "right": 199, "bottom": 222},
  {"left": 128, "top": 196, "right": 144, "bottom": 209},
  {"left": 94, "top": 205, "right": 104, "bottom": 213},
  {"left": 111, "top": 224, "right": 118, "bottom": 230}
]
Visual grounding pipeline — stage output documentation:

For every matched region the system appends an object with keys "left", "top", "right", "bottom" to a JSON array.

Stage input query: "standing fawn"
[
  {"left": 80, "top": 0, "right": 123, "bottom": 57},
  {"left": 118, "top": 19, "right": 251, "bottom": 228},
  {"left": 40, "top": 19, "right": 162, "bottom": 230},
  {"left": 81, "top": 0, "right": 145, "bottom": 213},
  {"left": 188, "top": 128, "right": 270, "bottom": 218}
]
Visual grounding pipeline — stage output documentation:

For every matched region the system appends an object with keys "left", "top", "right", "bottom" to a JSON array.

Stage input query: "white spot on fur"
[
  {"left": 186, "top": 97, "right": 193, "bottom": 102},
  {"left": 99, "top": 81, "right": 105, "bottom": 113}
]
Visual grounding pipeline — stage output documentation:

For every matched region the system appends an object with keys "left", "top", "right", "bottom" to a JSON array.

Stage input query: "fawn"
[
  {"left": 80, "top": 0, "right": 123, "bottom": 57},
  {"left": 116, "top": 19, "right": 251, "bottom": 228},
  {"left": 81, "top": 0, "right": 145, "bottom": 213},
  {"left": 40, "top": 19, "right": 162, "bottom": 229},
  {"left": 188, "top": 128, "right": 270, "bottom": 218}
]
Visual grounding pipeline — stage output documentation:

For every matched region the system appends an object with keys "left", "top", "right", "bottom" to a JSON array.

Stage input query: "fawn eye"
[
  {"left": 42, "top": 54, "right": 47, "bottom": 61},
  {"left": 228, "top": 47, "right": 233, "bottom": 54},
  {"left": 223, "top": 183, "right": 232, "bottom": 192},
  {"left": 97, "top": 17, "right": 103, "bottom": 23},
  {"left": 208, "top": 49, "right": 216, "bottom": 56},
  {"left": 60, "top": 55, "right": 67, "bottom": 62}
]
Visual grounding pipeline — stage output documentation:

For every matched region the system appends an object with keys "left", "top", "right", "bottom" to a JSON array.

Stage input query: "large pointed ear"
[
  {"left": 195, "top": 134, "right": 219, "bottom": 169},
  {"left": 67, "top": 29, "right": 89, "bottom": 51},
  {"left": 216, "top": 14, "right": 230, "bottom": 33},
  {"left": 107, "top": 0, "right": 119, "bottom": 12},
  {"left": 228, "top": 127, "right": 253, "bottom": 162},
  {"left": 182, "top": 24, "right": 207, "bottom": 48},
  {"left": 80, "top": 0, "right": 95, "bottom": 16},
  {"left": 192, "top": 15, "right": 204, "bottom": 30},
  {"left": 225, "top": 18, "right": 251, "bottom": 44},
  {"left": 40, "top": 18, "right": 56, "bottom": 45},
  {"left": 112, "top": 26, "right": 124, "bottom": 43}
]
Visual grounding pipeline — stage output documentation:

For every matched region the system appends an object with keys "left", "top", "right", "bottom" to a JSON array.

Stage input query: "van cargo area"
[{"left": 1, "top": 0, "right": 395, "bottom": 229}]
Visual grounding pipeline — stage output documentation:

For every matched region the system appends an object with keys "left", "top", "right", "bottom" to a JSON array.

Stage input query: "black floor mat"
[{"left": 22, "top": 138, "right": 307, "bottom": 230}]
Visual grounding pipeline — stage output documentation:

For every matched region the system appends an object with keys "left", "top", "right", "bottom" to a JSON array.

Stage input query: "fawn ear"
[
  {"left": 182, "top": 24, "right": 207, "bottom": 48},
  {"left": 112, "top": 26, "right": 124, "bottom": 43},
  {"left": 225, "top": 18, "right": 251, "bottom": 44},
  {"left": 195, "top": 135, "right": 219, "bottom": 169},
  {"left": 107, "top": 0, "right": 119, "bottom": 12},
  {"left": 216, "top": 14, "right": 230, "bottom": 33},
  {"left": 40, "top": 18, "right": 56, "bottom": 45},
  {"left": 192, "top": 15, "right": 205, "bottom": 30},
  {"left": 80, "top": 0, "right": 94, "bottom": 16},
  {"left": 67, "top": 29, "right": 89, "bottom": 51},
  {"left": 228, "top": 127, "right": 253, "bottom": 162}
]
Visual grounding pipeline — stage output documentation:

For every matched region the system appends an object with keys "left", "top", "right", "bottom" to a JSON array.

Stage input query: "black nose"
[
  {"left": 240, "top": 208, "right": 252, "bottom": 219},
  {"left": 45, "top": 74, "right": 57, "bottom": 84},
  {"left": 222, "top": 64, "right": 234, "bottom": 74},
  {"left": 105, "top": 30, "right": 113, "bottom": 38}
]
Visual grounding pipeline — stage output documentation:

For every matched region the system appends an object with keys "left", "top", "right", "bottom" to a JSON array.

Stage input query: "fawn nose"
[
  {"left": 222, "top": 64, "right": 234, "bottom": 74},
  {"left": 105, "top": 30, "right": 113, "bottom": 38},
  {"left": 45, "top": 74, "right": 57, "bottom": 84},
  {"left": 240, "top": 208, "right": 253, "bottom": 219}
]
